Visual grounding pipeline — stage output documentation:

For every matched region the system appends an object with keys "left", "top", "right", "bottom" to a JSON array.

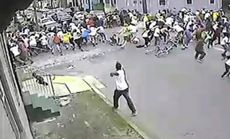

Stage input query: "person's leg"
[
  {"left": 56, "top": 43, "right": 63, "bottom": 55},
  {"left": 218, "top": 35, "right": 221, "bottom": 45},
  {"left": 113, "top": 90, "right": 122, "bottom": 109},
  {"left": 76, "top": 38, "right": 84, "bottom": 51},
  {"left": 154, "top": 37, "right": 158, "bottom": 46},
  {"left": 15, "top": 56, "right": 25, "bottom": 65},
  {"left": 199, "top": 51, "right": 206, "bottom": 60},
  {"left": 207, "top": 39, "right": 212, "bottom": 49},
  {"left": 221, "top": 63, "right": 230, "bottom": 78},
  {"left": 122, "top": 88, "right": 136, "bottom": 114},
  {"left": 163, "top": 33, "right": 167, "bottom": 42},
  {"left": 144, "top": 37, "right": 148, "bottom": 47},
  {"left": 25, "top": 53, "right": 33, "bottom": 64},
  {"left": 70, "top": 38, "right": 75, "bottom": 50},
  {"left": 195, "top": 51, "right": 200, "bottom": 60}
]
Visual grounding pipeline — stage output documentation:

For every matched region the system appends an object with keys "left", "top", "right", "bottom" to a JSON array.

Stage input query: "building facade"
[
  {"left": 108, "top": 0, "right": 222, "bottom": 13},
  {"left": 0, "top": 32, "right": 33, "bottom": 139}
]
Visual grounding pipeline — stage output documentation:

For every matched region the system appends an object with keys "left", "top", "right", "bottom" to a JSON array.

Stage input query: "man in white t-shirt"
[
  {"left": 110, "top": 62, "right": 137, "bottom": 116},
  {"left": 153, "top": 26, "right": 160, "bottom": 46},
  {"left": 10, "top": 44, "right": 25, "bottom": 65}
]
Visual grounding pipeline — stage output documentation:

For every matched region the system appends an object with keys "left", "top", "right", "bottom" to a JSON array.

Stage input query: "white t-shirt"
[
  {"left": 90, "top": 27, "right": 97, "bottom": 36},
  {"left": 149, "top": 21, "right": 157, "bottom": 30},
  {"left": 97, "top": 26, "right": 105, "bottom": 33},
  {"left": 221, "top": 37, "right": 229, "bottom": 46},
  {"left": 173, "top": 25, "right": 184, "bottom": 33},
  {"left": 57, "top": 31, "right": 64, "bottom": 40},
  {"left": 226, "top": 59, "right": 230, "bottom": 66},
  {"left": 115, "top": 69, "right": 128, "bottom": 90},
  {"left": 40, "top": 35, "right": 48, "bottom": 46},
  {"left": 10, "top": 45, "right": 20, "bottom": 56},
  {"left": 128, "top": 25, "right": 137, "bottom": 33},
  {"left": 166, "top": 17, "right": 174, "bottom": 26},
  {"left": 73, "top": 29, "right": 81, "bottom": 40},
  {"left": 154, "top": 27, "right": 160, "bottom": 37},
  {"left": 204, "top": 13, "right": 210, "bottom": 20},
  {"left": 29, "top": 36, "right": 37, "bottom": 47}
]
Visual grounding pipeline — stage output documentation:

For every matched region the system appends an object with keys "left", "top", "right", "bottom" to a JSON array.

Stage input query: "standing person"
[
  {"left": 96, "top": 25, "right": 107, "bottom": 42},
  {"left": 221, "top": 32, "right": 230, "bottom": 60},
  {"left": 18, "top": 39, "right": 33, "bottom": 64},
  {"left": 153, "top": 25, "right": 160, "bottom": 46},
  {"left": 63, "top": 31, "right": 71, "bottom": 50},
  {"left": 10, "top": 42, "right": 25, "bottom": 65},
  {"left": 195, "top": 38, "right": 206, "bottom": 63},
  {"left": 73, "top": 29, "right": 84, "bottom": 51},
  {"left": 110, "top": 62, "right": 137, "bottom": 116},
  {"left": 183, "top": 25, "right": 193, "bottom": 49},
  {"left": 221, "top": 58, "right": 230, "bottom": 78},
  {"left": 205, "top": 30, "right": 214, "bottom": 49},
  {"left": 53, "top": 33, "right": 63, "bottom": 55},
  {"left": 142, "top": 28, "right": 152, "bottom": 48}
]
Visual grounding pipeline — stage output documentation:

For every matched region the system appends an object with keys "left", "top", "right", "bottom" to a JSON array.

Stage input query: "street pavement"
[{"left": 33, "top": 28, "right": 230, "bottom": 139}]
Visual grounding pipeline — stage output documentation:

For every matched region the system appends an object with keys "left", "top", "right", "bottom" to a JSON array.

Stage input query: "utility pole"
[
  {"left": 33, "top": 0, "right": 39, "bottom": 31},
  {"left": 51, "top": 0, "right": 53, "bottom": 8},
  {"left": 88, "top": 0, "right": 91, "bottom": 11}
]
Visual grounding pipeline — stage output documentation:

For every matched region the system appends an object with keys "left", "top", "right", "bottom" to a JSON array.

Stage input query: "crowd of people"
[{"left": 7, "top": 8, "right": 230, "bottom": 78}]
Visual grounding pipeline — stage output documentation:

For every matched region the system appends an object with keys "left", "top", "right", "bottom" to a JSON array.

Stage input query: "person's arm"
[{"left": 110, "top": 72, "right": 119, "bottom": 77}]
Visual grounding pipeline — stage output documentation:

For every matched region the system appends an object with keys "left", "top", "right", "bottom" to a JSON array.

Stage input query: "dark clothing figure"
[
  {"left": 32, "top": 73, "right": 48, "bottom": 86},
  {"left": 221, "top": 63, "right": 230, "bottom": 78},
  {"left": 195, "top": 39, "right": 206, "bottom": 61}
]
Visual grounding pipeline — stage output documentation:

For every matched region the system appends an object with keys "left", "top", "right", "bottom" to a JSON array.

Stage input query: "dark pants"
[
  {"left": 74, "top": 38, "right": 83, "bottom": 51},
  {"left": 212, "top": 35, "right": 221, "bottom": 45},
  {"left": 195, "top": 50, "right": 206, "bottom": 60},
  {"left": 221, "top": 63, "right": 230, "bottom": 78},
  {"left": 143, "top": 37, "right": 150, "bottom": 46},
  {"left": 113, "top": 88, "right": 136, "bottom": 113},
  {"left": 154, "top": 37, "right": 160, "bottom": 46},
  {"left": 207, "top": 39, "right": 213, "bottom": 48}
]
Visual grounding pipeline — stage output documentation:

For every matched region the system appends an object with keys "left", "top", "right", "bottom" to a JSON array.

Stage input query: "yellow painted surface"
[
  {"left": 83, "top": 75, "right": 105, "bottom": 89},
  {"left": 53, "top": 76, "right": 91, "bottom": 93},
  {"left": 53, "top": 83, "right": 71, "bottom": 97},
  {"left": 23, "top": 75, "right": 105, "bottom": 97}
]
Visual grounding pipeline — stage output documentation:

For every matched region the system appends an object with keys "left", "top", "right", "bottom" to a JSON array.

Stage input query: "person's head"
[
  {"left": 115, "top": 62, "right": 122, "bottom": 71},
  {"left": 32, "top": 72, "right": 37, "bottom": 77}
]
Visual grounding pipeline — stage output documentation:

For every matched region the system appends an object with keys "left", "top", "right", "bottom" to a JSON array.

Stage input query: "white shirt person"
[{"left": 110, "top": 62, "right": 137, "bottom": 116}]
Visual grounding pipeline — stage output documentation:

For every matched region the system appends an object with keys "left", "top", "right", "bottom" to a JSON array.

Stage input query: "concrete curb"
[{"left": 83, "top": 80, "right": 151, "bottom": 139}]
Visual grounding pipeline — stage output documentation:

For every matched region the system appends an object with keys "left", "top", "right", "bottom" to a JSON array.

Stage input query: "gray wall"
[
  {"left": 0, "top": 100, "right": 16, "bottom": 139},
  {"left": 116, "top": 0, "right": 222, "bottom": 13}
]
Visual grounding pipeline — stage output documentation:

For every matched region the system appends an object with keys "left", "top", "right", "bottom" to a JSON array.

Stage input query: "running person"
[{"left": 221, "top": 58, "right": 230, "bottom": 78}]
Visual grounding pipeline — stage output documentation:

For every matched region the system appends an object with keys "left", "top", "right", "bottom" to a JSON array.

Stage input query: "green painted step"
[
  {"left": 30, "top": 94, "right": 60, "bottom": 113},
  {"left": 25, "top": 105, "right": 60, "bottom": 122}
]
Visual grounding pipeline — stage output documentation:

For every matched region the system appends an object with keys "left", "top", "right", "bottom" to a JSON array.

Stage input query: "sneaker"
[
  {"left": 181, "top": 47, "right": 186, "bottom": 50},
  {"left": 132, "top": 111, "right": 137, "bottom": 117},
  {"left": 197, "top": 59, "right": 203, "bottom": 63}
]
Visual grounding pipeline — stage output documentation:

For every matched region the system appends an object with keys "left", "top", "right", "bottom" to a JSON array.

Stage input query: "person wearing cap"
[{"left": 110, "top": 62, "right": 137, "bottom": 116}]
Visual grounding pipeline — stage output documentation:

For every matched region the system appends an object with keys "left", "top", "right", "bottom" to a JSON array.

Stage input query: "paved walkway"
[
  {"left": 43, "top": 43, "right": 230, "bottom": 139},
  {"left": 31, "top": 25, "right": 230, "bottom": 139}
]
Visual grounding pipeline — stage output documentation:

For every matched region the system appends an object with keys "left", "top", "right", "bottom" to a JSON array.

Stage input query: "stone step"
[
  {"left": 30, "top": 94, "right": 60, "bottom": 113},
  {"left": 25, "top": 105, "right": 60, "bottom": 122}
]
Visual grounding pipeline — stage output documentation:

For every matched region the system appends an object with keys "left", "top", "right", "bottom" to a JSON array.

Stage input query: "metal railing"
[{"left": 15, "top": 65, "right": 56, "bottom": 98}]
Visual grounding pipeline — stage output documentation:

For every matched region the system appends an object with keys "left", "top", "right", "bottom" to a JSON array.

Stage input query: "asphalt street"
[{"left": 33, "top": 28, "right": 230, "bottom": 139}]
